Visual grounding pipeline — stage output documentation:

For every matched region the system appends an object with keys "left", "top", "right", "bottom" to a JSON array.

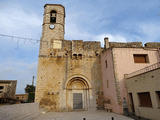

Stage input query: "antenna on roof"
[{"left": 32, "top": 76, "right": 35, "bottom": 86}]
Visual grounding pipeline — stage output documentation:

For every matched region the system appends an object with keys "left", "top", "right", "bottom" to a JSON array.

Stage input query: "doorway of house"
[{"left": 129, "top": 93, "right": 135, "bottom": 113}]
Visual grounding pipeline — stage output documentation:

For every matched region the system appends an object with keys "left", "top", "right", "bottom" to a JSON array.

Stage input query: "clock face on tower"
[{"left": 49, "top": 24, "right": 55, "bottom": 29}]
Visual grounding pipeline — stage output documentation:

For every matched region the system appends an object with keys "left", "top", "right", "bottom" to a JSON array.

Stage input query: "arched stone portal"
[{"left": 66, "top": 77, "right": 90, "bottom": 111}]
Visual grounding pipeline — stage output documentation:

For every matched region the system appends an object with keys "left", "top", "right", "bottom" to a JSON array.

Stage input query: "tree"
[{"left": 25, "top": 84, "right": 35, "bottom": 103}]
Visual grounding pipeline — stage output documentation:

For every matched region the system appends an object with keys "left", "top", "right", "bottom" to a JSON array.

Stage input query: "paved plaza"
[{"left": 0, "top": 103, "right": 133, "bottom": 120}]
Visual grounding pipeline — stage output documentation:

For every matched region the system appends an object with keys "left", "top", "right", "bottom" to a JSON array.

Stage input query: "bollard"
[
  {"left": 83, "top": 118, "right": 86, "bottom": 120},
  {"left": 111, "top": 117, "right": 114, "bottom": 120}
]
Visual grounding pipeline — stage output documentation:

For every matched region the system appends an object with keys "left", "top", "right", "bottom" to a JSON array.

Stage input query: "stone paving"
[{"left": 0, "top": 103, "right": 134, "bottom": 120}]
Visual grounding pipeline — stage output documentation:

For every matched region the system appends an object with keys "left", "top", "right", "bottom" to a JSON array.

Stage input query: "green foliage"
[{"left": 25, "top": 84, "right": 36, "bottom": 103}]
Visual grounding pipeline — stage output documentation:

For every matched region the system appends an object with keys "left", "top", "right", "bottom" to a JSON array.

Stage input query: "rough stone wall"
[
  {"left": 35, "top": 39, "right": 102, "bottom": 111},
  {"left": 40, "top": 4, "right": 65, "bottom": 55},
  {"left": 145, "top": 42, "right": 160, "bottom": 48},
  {"left": 36, "top": 5, "right": 102, "bottom": 111},
  {"left": 126, "top": 68, "right": 160, "bottom": 120},
  {"left": 109, "top": 42, "right": 143, "bottom": 48},
  {"left": 36, "top": 3, "right": 160, "bottom": 113},
  {"left": 0, "top": 80, "right": 17, "bottom": 98},
  {"left": 105, "top": 41, "right": 160, "bottom": 49}
]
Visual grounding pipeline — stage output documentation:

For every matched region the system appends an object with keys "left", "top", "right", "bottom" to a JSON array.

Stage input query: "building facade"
[
  {"left": 35, "top": 4, "right": 160, "bottom": 115},
  {"left": 125, "top": 62, "right": 160, "bottom": 120},
  {"left": 35, "top": 4, "right": 102, "bottom": 111},
  {"left": 15, "top": 94, "right": 28, "bottom": 103},
  {"left": 0, "top": 80, "right": 17, "bottom": 99},
  {"left": 101, "top": 39, "right": 160, "bottom": 114}
]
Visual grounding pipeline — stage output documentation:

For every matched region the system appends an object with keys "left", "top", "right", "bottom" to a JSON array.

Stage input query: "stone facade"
[
  {"left": 15, "top": 94, "right": 28, "bottom": 102},
  {"left": 0, "top": 80, "right": 17, "bottom": 99},
  {"left": 145, "top": 42, "right": 160, "bottom": 48},
  {"left": 35, "top": 4, "right": 102, "bottom": 111}
]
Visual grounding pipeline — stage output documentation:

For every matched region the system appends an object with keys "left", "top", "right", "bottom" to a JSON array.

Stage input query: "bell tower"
[
  {"left": 40, "top": 4, "right": 65, "bottom": 55},
  {"left": 36, "top": 4, "right": 102, "bottom": 112}
]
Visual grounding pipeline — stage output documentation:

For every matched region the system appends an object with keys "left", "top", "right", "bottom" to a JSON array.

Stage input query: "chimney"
[{"left": 104, "top": 37, "right": 109, "bottom": 49}]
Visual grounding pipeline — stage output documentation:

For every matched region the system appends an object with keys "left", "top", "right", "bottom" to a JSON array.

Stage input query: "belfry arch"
[
  {"left": 50, "top": 10, "right": 57, "bottom": 23},
  {"left": 66, "top": 77, "right": 90, "bottom": 111}
]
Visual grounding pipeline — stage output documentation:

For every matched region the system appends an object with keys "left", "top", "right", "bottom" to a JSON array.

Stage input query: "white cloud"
[
  {"left": 0, "top": 4, "right": 42, "bottom": 38},
  {"left": 65, "top": 22, "right": 127, "bottom": 47},
  {"left": 65, "top": 8, "right": 128, "bottom": 46},
  {"left": 65, "top": 23, "right": 93, "bottom": 40},
  {"left": 0, "top": 3, "right": 41, "bottom": 94},
  {"left": 0, "top": 3, "right": 40, "bottom": 55},
  {"left": 119, "top": 20, "right": 160, "bottom": 43}
]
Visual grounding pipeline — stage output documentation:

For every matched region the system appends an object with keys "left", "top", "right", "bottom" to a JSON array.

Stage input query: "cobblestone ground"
[{"left": 0, "top": 103, "right": 133, "bottom": 120}]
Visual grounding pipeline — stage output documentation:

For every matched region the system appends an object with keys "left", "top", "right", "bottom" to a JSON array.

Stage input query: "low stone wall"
[
  {"left": 145, "top": 42, "right": 160, "bottom": 48},
  {"left": 109, "top": 42, "right": 143, "bottom": 48}
]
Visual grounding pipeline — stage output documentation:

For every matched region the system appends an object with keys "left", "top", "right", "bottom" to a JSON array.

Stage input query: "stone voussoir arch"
[{"left": 64, "top": 74, "right": 92, "bottom": 89}]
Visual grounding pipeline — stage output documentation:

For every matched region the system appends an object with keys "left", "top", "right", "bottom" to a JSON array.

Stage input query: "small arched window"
[
  {"left": 73, "top": 54, "right": 77, "bottom": 59},
  {"left": 78, "top": 54, "right": 82, "bottom": 59},
  {"left": 50, "top": 10, "right": 57, "bottom": 23}
]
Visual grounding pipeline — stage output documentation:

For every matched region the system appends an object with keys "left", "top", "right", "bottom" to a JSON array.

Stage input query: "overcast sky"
[{"left": 0, "top": 0, "right": 160, "bottom": 94}]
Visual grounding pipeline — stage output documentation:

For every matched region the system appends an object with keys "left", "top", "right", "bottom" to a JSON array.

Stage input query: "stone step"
[{"left": 16, "top": 112, "right": 40, "bottom": 120}]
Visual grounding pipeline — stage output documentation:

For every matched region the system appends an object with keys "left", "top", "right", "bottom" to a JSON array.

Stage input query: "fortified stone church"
[
  {"left": 35, "top": 4, "right": 160, "bottom": 116},
  {"left": 35, "top": 4, "right": 102, "bottom": 111}
]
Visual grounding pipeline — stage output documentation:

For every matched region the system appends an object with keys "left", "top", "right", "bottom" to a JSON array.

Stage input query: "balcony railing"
[{"left": 125, "top": 62, "right": 160, "bottom": 79}]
